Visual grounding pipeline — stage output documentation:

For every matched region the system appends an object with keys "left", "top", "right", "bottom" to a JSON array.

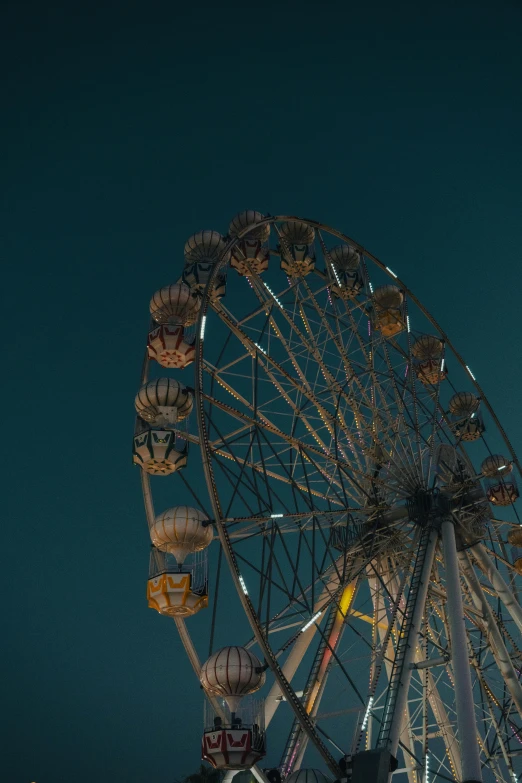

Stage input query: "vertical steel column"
[
  {"left": 251, "top": 768, "right": 272, "bottom": 783},
  {"left": 382, "top": 527, "right": 438, "bottom": 759},
  {"left": 441, "top": 519, "right": 482, "bottom": 783},
  {"left": 470, "top": 542, "right": 522, "bottom": 634},
  {"left": 459, "top": 549, "right": 522, "bottom": 717},
  {"left": 380, "top": 569, "right": 417, "bottom": 783}
]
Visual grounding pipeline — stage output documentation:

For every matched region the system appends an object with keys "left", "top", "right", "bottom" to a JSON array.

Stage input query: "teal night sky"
[{"left": 3, "top": 1, "right": 522, "bottom": 781}]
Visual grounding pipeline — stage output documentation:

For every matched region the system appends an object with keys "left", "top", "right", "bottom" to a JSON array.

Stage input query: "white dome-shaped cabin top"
[
  {"left": 373, "top": 284, "right": 403, "bottom": 309},
  {"left": 481, "top": 454, "right": 512, "bottom": 477},
  {"left": 135, "top": 378, "right": 194, "bottom": 425},
  {"left": 411, "top": 334, "right": 444, "bottom": 360},
  {"left": 184, "top": 230, "right": 228, "bottom": 264},
  {"left": 150, "top": 506, "right": 212, "bottom": 564},
  {"left": 279, "top": 220, "right": 315, "bottom": 245},
  {"left": 149, "top": 283, "right": 201, "bottom": 326},
  {"left": 200, "top": 646, "right": 266, "bottom": 713},
  {"left": 229, "top": 210, "right": 270, "bottom": 242},
  {"left": 285, "top": 770, "right": 332, "bottom": 783},
  {"left": 329, "top": 244, "right": 360, "bottom": 271},
  {"left": 448, "top": 391, "right": 480, "bottom": 416}
]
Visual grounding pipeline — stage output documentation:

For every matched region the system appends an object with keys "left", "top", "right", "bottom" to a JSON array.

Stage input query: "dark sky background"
[{"left": 2, "top": 0, "right": 522, "bottom": 781}]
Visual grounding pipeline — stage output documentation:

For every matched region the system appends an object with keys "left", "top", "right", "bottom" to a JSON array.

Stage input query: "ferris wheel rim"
[{"left": 137, "top": 213, "right": 522, "bottom": 781}]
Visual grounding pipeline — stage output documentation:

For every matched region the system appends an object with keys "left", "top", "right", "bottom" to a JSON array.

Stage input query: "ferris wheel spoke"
[
  {"left": 459, "top": 551, "right": 522, "bottom": 720},
  {"left": 234, "top": 546, "right": 306, "bottom": 614},
  {"left": 254, "top": 420, "right": 348, "bottom": 510},
  {"left": 292, "top": 279, "right": 418, "bottom": 486},
  {"left": 226, "top": 280, "right": 392, "bottom": 471},
  {"left": 204, "top": 390, "right": 372, "bottom": 504},
  {"left": 301, "top": 296, "right": 396, "bottom": 465},
  {"left": 339, "top": 346, "right": 427, "bottom": 490},
  {"left": 173, "top": 424, "right": 339, "bottom": 504},
  {"left": 277, "top": 281, "right": 371, "bottom": 467},
  {"left": 469, "top": 543, "right": 522, "bottom": 634},
  {"left": 211, "top": 299, "right": 365, "bottom": 478},
  {"left": 205, "top": 404, "right": 343, "bottom": 512},
  {"left": 282, "top": 586, "right": 366, "bottom": 773},
  {"left": 213, "top": 456, "right": 263, "bottom": 518},
  {"left": 221, "top": 278, "right": 424, "bottom": 502},
  {"left": 368, "top": 379, "right": 424, "bottom": 493},
  {"left": 271, "top": 573, "right": 389, "bottom": 748},
  {"left": 225, "top": 509, "right": 357, "bottom": 536},
  {"left": 263, "top": 568, "right": 357, "bottom": 729},
  {"left": 378, "top": 339, "right": 425, "bottom": 487},
  {"left": 466, "top": 628, "right": 522, "bottom": 756},
  {"left": 379, "top": 558, "right": 467, "bottom": 782},
  {"left": 237, "top": 523, "right": 357, "bottom": 644},
  {"left": 248, "top": 551, "right": 351, "bottom": 649}
]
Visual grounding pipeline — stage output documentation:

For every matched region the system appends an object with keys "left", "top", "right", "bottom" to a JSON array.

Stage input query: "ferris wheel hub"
[{"left": 405, "top": 488, "right": 451, "bottom": 525}]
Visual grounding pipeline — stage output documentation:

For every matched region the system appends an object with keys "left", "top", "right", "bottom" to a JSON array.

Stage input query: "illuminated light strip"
[
  {"left": 330, "top": 262, "right": 341, "bottom": 286},
  {"left": 361, "top": 696, "right": 374, "bottom": 731},
  {"left": 301, "top": 611, "right": 322, "bottom": 633},
  {"left": 386, "top": 266, "right": 398, "bottom": 278},
  {"left": 425, "top": 752, "right": 430, "bottom": 783},
  {"left": 369, "top": 282, "right": 374, "bottom": 293},
  {"left": 254, "top": 342, "right": 267, "bottom": 355},
  {"left": 271, "top": 513, "right": 284, "bottom": 518},
  {"left": 200, "top": 315, "right": 207, "bottom": 339},
  {"left": 238, "top": 575, "right": 248, "bottom": 595},
  {"left": 440, "top": 358, "right": 445, "bottom": 372},
  {"left": 263, "top": 281, "right": 284, "bottom": 309},
  {"left": 407, "top": 315, "right": 411, "bottom": 332},
  {"left": 466, "top": 365, "right": 477, "bottom": 381}
]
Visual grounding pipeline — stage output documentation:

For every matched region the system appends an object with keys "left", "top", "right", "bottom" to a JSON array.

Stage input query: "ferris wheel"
[{"left": 133, "top": 212, "right": 522, "bottom": 783}]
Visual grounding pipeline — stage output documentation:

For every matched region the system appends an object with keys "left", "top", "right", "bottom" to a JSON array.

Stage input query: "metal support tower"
[
  {"left": 441, "top": 518, "right": 482, "bottom": 783},
  {"left": 377, "top": 524, "right": 437, "bottom": 759}
]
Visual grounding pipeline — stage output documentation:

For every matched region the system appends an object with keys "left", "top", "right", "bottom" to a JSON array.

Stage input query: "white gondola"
[
  {"left": 147, "top": 324, "right": 195, "bottom": 368},
  {"left": 200, "top": 646, "right": 265, "bottom": 713},
  {"left": 481, "top": 454, "right": 519, "bottom": 506},
  {"left": 147, "top": 548, "right": 208, "bottom": 617},
  {"left": 279, "top": 221, "right": 315, "bottom": 276},
  {"left": 132, "top": 428, "right": 188, "bottom": 475},
  {"left": 150, "top": 506, "right": 212, "bottom": 563},
  {"left": 201, "top": 697, "right": 266, "bottom": 770},
  {"left": 182, "top": 230, "right": 228, "bottom": 299},
  {"left": 372, "top": 285, "right": 405, "bottom": 337},
  {"left": 411, "top": 335, "right": 447, "bottom": 385},
  {"left": 149, "top": 282, "right": 201, "bottom": 326},
  {"left": 327, "top": 245, "right": 363, "bottom": 300},
  {"left": 448, "top": 391, "right": 485, "bottom": 441},
  {"left": 229, "top": 210, "right": 270, "bottom": 276},
  {"left": 135, "top": 378, "right": 193, "bottom": 426}
]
